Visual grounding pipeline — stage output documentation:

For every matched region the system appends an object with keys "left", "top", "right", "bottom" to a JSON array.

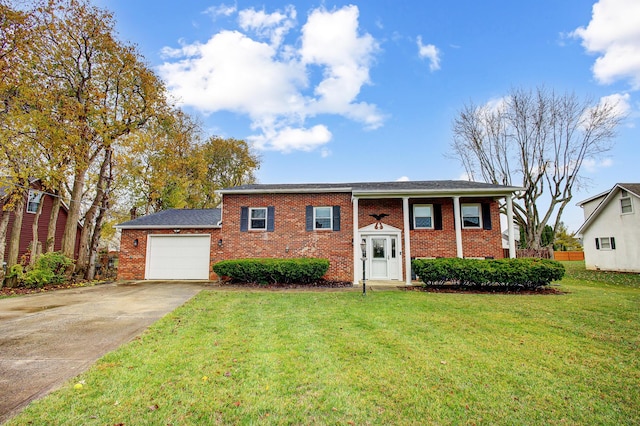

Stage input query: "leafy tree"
[
  {"left": 553, "top": 222, "right": 582, "bottom": 251},
  {"left": 451, "top": 87, "right": 624, "bottom": 249}
]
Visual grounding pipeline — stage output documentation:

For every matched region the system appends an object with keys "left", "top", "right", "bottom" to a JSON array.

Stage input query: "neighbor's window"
[
  {"left": 314, "top": 206, "right": 332, "bottom": 229},
  {"left": 597, "top": 237, "right": 616, "bottom": 250},
  {"left": 249, "top": 207, "right": 267, "bottom": 230},
  {"left": 413, "top": 204, "right": 433, "bottom": 229},
  {"left": 26, "top": 189, "right": 43, "bottom": 214},
  {"left": 462, "top": 204, "right": 482, "bottom": 228},
  {"left": 620, "top": 197, "right": 632, "bottom": 214}
]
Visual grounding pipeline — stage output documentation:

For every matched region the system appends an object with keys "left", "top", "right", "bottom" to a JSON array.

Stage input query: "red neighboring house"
[
  {"left": 116, "top": 180, "right": 520, "bottom": 284},
  {"left": 1, "top": 180, "right": 82, "bottom": 264}
]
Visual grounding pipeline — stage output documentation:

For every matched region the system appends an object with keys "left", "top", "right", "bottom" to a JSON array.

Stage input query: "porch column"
[
  {"left": 402, "top": 197, "right": 411, "bottom": 285},
  {"left": 506, "top": 195, "right": 516, "bottom": 258},
  {"left": 453, "top": 196, "right": 464, "bottom": 258},
  {"left": 352, "top": 196, "right": 360, "bottom": 285}
]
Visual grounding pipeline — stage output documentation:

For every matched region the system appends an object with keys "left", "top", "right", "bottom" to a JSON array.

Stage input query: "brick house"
[
  {"left": 1, "top": 179, "right": 82, "bottom": 264},
  {"left": 116, "top": 180, "right": 520, "bottom": 284}
]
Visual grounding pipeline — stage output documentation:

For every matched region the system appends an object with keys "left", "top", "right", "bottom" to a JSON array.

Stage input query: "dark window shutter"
[
  {"left": 332, "top": 206, "right": 341, "bottom": 231},
  {"left": 240, "top": 207, "right": 248, "bottom": 232},
  {"left": 409, "top": 205, "right": 414, "bottom": 230},
  {"left": 611, "top": 237, "right": 616, "bottom": 250},
  {"left": 267, "top": 206, "right": 275, "bottom": 232},
  {"left": 595, "top": 238, "right": 600, "bottom": 249},
  {"left": 482, "top": 203, "right": 492, "bottom": 230},
  {"left": 306, "top": 206, "right": 314, "bottom": 231},
  {"left": 434, "top": 204, "right": 442, "bottom": 230}
]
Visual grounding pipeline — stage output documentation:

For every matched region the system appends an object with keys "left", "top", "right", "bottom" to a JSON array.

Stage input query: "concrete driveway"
[{"left": 0, "top": 281, "right": 207, "bottom": 423}]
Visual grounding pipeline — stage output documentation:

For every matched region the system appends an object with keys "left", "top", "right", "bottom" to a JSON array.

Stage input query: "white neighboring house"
[{"left": 577, "top": 183, "right": 640, "bottom": 273}]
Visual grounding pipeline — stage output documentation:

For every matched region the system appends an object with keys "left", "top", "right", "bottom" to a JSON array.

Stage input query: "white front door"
[{"left": 367, "top": 235, "right": 400, "bottom": 280}]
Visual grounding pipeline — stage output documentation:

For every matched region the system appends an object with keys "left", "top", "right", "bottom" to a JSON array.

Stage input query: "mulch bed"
[
  {"left": 405, "top": 285, "right": 566, "bottom": 295},
  {"left": 216, "top": 280, "right": 354, "bottom": 290},
  {"left": 0, "top": 282, "right": 94, "bottom": 297}
]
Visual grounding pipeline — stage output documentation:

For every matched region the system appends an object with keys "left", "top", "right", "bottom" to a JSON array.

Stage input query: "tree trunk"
[
  {"left": 46, "top": 185, "right": 62, "bottom": 253},
  {"left": 29, "top": 193, "right": 44, "bottom": 266},
  {"left": 0, "top": 201, "right": 12, "bottom": 287},
  {"left": 76, "top": 149, "right": 111, "bottom": 277},
  {"left": 61, "top": 169, "right": 86, "bottom": 263},
  {"left": 86, "top": 194, "right": 109, "bottom": 281},
  {"left": 5, "top": 194, "right": 25, "bottom": 287}
]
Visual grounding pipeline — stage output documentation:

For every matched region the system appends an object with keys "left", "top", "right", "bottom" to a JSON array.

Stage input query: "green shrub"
[
  {"left": 6, "top": 252, "right": 73, "bottom": 288},
  {"left": 412, "top": 257, "right": 565, "bottom": 290},
  {"left": 213, "top": 258, "right": 330, "bottom": 284}
]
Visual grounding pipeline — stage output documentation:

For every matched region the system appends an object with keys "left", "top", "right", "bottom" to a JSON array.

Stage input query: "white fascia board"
[
  {"left": 115, "top": 224, "right": 221, "bottom": 230},
  {"left": 216, "top": 187, "right": 353, "bottom": 195},
  {"left": 352, "top": 188, "right": 522, "bottom": 198}
]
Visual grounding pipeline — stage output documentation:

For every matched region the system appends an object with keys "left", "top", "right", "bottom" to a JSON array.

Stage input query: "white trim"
[
  {"left": 313, "top": 206, "right": 333, "bottom": 230},
  {"left": 506, "top": 196, "right": 516, "bottom": 258},
  {"left": 461, "top": 203, "right": 482, "bottom": 229},
  {"left": 116, "top": 224, "right": 221, "bottom": 230},
  {"left": 412, "top": 204, "right": 434, "bottom": 229},
  {"left": 620, "top": 197, "right": 633, "bottom": 215},
  {"left": 403, "top": 197, "right": 411, "bottom": 285},
  {"left": 248, "top": 207, "right": 267, "bottom": 230},
  {"left": 453, "top": 196, "right": 463, "bottom": 258}
]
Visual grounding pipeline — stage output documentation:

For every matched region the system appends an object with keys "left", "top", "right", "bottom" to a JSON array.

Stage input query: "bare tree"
[{"left": 451, "top": 87, "right": 624, "bottom": 249}]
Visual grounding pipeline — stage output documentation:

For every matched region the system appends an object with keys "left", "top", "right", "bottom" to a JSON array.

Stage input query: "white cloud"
[
  {"left": 572, "top": 0, "right": 640, "bottom": 89},
  {"left": 238, "top": 6, "right": 296, "bottom": 46},
  {"left": 598, "top": 92, "right": 631, "bottom": 117},
  {"left": 417, "top": 36, "right": 441, "bottom": 71},
  {"left": 583, "top": 158, "right": 614, "bottom": 172},
  {"left": 158, "top": 5, "right": 383, "bottom": 153},
  {"left": 203, "top": 3, "right": 237, "bottom": 18},
  {"left": 396, "top": 176, "right": 410, "bottom": 182},
  {"left": 248, "top": 125, "right": 332, "bottom": 153}
]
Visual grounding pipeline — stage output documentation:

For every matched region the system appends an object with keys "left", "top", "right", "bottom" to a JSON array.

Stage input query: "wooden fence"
[{"left": 503, "top": 249, "right": 584, "bottom": 260}]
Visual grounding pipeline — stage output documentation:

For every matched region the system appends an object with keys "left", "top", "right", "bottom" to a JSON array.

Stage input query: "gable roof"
[
  {"left": 218, "top": 180, "right": 521, "bottom": 197},
  {"left": 116, "top": 209, "right": 222, "bottom": 229},
  {"left": 576, "top": 183, "right": 640, "bottom": 235}
]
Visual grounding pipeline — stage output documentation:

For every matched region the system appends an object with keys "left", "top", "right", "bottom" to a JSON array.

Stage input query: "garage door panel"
[{"left": 146, "top": 235, "right": 210, "bottom": 280}]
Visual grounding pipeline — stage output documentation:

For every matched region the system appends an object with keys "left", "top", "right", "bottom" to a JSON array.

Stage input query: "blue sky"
[{"left": 95, "top": 0, "right": 639, "bottom": 231}]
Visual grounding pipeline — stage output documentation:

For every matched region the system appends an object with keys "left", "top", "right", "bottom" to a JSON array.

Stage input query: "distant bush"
[
  {"left": 6, "top": 252, "right": 73, "bottom": 288},
  {"left": 213, "top": 258, "right": 330, "bottom": 284},
  {"left": 412, "top": 258, "right": 565, "bottom": 290}
]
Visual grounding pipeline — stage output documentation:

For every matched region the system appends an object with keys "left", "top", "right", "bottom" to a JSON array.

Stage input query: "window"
[
  {"left": 27, "top": 189, "right": 43, "bottom": 214},
  {"left": 306, "top": 205, "right": 340, "bottom": 231},
  {"left": 314, "top": 207, "right": 332, "bottom": 229},
  {"left": 462, "top": 204, "right": 482, "bottom": 228},
  {"left": 249, "top": 207, "right": 267, "bottom": 230},
  {"left": 413, "top": 204, "right": 433, "bottom": 229},
  {"left": 596, "top": 237, "right": 616, "bottom": 250},
  {"left": 621, "top": 197, "right": 632, "bottom": 214}
]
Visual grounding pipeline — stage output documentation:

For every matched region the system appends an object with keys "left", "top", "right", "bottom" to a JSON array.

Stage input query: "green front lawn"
[{"left": 8, "top": 268, "right": 640, "bottom": 425}]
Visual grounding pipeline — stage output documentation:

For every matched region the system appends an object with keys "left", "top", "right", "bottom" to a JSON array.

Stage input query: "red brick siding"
[
  {"left": 117, "top": 228, "right": 221, "bottom": 280},
  {"left": 219, "top": 192, "right": 354, "bottom": 281}
]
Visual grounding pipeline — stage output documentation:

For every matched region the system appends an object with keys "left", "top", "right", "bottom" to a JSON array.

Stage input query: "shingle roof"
[
  {"left": 219, "top": 180, "right": 520, "bottom": 195},
  {"left": 116, "top": 209, "right": 221, "bottom": 229},
  {"left": 619, "top": 183, "right": 640, "bottom": 198}
]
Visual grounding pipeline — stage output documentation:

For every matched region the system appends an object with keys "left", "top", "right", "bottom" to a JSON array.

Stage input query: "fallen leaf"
[
  {"left": 148, "top": 404, "right": 159, "bottom": 411},
  {"left": 440, "top": 360, "right": 447, "bottom": 365}
]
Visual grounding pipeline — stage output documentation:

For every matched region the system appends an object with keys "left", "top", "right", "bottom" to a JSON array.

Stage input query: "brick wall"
[
  {"left": 117, "top": 194, "right": 504, "bottom": 282},
  {"left": 219, "top": 192, "right": 354, "bottom": 281},
  {"left": 118, "top": 228, "right": 221, "bottom": 280}
]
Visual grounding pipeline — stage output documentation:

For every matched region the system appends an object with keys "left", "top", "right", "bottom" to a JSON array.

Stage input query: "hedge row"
[
  {"left": 412, "top": 257, "right": 565, "bottom": 289},
  {"left": 213, "top": 258, "right": 330, "bottom": 284}
]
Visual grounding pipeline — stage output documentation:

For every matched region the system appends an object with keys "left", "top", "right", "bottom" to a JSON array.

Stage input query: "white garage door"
[{"left": 146, "top": 235, "right": 211, "bottom": 280}]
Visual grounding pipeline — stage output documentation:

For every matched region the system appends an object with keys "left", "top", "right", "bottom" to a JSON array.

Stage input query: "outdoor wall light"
[
  {"left": 173, "top": 229, "right": 180, "bottom": 233},
  {"left": 133, "top": 238, "right": 138, "bottom": 247},
  {"left": 285, "top": 245, "right": 290, "bottom": 253},
  {"left": 218, "top": 239, "right": 223, "bottom": 248}
]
